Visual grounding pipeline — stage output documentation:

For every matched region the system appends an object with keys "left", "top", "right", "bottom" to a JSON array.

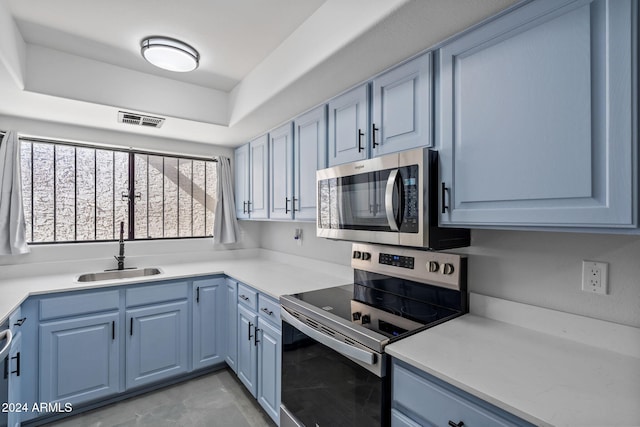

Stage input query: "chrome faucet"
[{"left": 114, "top": 221, "right": 126, "bottom": 270}]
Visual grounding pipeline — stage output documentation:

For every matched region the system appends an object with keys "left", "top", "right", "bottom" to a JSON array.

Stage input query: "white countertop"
[
  {"left": 386, "top": 293, "right": 640, "bottom": 427},
  {"left": 0, "top": 248, "right": 353, "bottom": 325}
]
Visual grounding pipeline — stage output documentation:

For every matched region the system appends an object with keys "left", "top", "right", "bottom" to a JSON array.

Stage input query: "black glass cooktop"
[{"left": 290, "top": 269, "right": 464, "bottom": 337}]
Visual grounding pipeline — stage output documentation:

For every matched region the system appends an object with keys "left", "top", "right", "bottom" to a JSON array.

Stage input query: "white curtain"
[
  {"left": 0, "top": 131, "right": 30, "bottom": 255},
  {"left": 213, "top": 156, "right": 241, "bottom": 244}
]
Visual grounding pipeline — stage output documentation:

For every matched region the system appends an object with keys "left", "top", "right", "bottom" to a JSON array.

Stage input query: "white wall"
[
  {"left": 457, "top": 230, "right": 640, "bottom": 328},
  {"left": 259, "top": 222, "right": 640, "bottom": 328},
  {"left": 0, "top": 114, "right": 234, "bottom": 158},
  {"left": 0, "top": 221, "right": 261, "bottom": 267},
  {"left": 258, "top": 221, "right": 352, "bottom": 266}
]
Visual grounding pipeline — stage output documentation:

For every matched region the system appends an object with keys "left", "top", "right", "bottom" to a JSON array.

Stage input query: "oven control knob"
[
  {"left": 361, "top": 314, "right": 371, "bottom": 325},
  {"left": 362, "top": 252, "right": 372, "bottom": 261},
  {"left": 427, "top": 261, "right": 440, "bottom": 273},
  {"left": 352, "top": 312, "right": 361, "bottom": 321},
  {"left": 353, "top": 251, "right": 362, "bottom": 259},
  {"left": 440, "top": 263, "right": 455, "bottom": 275}
]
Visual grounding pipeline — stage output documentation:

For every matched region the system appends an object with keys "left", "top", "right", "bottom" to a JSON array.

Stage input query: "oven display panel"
[{"left": 379, "top": 253, "right": 415, "bottom": 269}]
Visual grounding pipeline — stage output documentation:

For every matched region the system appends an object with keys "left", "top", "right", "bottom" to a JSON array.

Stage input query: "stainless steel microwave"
[{"left": 316, "top": 148, "right": 469, "bottom": 249}]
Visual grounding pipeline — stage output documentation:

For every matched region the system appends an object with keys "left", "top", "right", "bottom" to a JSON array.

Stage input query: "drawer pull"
[
  {"left": 13, "top": 317, "right": 26, "bottom": 327},
  {"left": 239, "top": 294, "right": 250, "bottom": 301},
  {"left": 261, "top": 307, "right": 273, "bottom": 316},
  {"left": 448, "top": 421, "right": 464, "bottom": 427}
]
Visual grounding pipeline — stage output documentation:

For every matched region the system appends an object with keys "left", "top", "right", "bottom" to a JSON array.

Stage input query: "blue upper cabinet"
[
  {"left": 249, "top": 134, "right": 269, "bottom": 219},
  {"left": 235, "top": 135, "right": 270, "bottom": 219},
  {"left": 294, "top": 105, "right": 327, "bottom": 221},
  {"left": 438, "top": 0, "right": 637, "bottom": 229},
  {"left": 269, "top": 122, "right": 294, "bottom": 220},
  {"left": 234, "top": 144, "right": 250, "bottom": 219},
  {"left": 372, "top": 52, "right": 432, "bottom": 157},
  {"left": 328, "top": 84, "right": 369, "bottom": 166}
]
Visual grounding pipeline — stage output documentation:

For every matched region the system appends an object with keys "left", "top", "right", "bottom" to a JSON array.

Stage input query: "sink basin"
[{"left": 77, "top": 268, "right": 162, "bottom": 282}]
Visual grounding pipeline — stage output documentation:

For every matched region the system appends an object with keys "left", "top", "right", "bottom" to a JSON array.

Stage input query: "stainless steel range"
[{"left": 280, "top": 243, "right": 467, "bottom": 427}]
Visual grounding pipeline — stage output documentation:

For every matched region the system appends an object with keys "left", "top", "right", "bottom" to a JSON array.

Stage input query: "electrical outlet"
[{"left": 581, "top": 261, "right": 608, "bottom": 295}]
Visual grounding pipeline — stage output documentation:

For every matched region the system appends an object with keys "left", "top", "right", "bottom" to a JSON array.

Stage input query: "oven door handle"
[
  {"left": 385, "top": 169, "right": 400, "bottom": 231},
  {"left": 281, "top": 309, "right": 377, "bottom": 366}
]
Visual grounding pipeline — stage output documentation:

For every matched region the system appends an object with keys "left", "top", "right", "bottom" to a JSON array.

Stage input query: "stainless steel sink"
[{"left": 77, "top": 267, "right": 162, "bottom": 282}]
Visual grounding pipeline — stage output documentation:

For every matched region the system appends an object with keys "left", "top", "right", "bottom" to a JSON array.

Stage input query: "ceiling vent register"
[{"left": 118, "top": 111, "right": 165, "bottom": 128}]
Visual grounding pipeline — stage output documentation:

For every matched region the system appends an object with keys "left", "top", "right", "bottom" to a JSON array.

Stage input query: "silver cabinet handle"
[
  {"left": 0, "top": 329, "right": 13, "bottom": 361},
  {"left": 261, "top": 307, "right": 273, "bottom": 316},
  {"left": 385, "top": 169, "right": 400, "bottom": 231},
  {"left": 239, "top": 294, "right": 249, "bottom": 301},
  {"left": 281, "top": 308, "right": 376, "bottom": 366}
]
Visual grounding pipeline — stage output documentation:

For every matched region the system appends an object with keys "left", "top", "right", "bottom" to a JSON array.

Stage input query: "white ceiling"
[
  {"left": 7, "top": 0, "right": 326, "bottom": 91},
  {"left": 0, "top": 0, "right": 517, "bottom": 149}
]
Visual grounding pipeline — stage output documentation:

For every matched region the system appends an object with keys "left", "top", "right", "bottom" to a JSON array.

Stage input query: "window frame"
[{"left": 17, "top": 135, "right": 218, "bottom": 245}]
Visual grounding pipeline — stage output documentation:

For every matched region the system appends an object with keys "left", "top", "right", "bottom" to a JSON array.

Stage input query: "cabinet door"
[
  {"left": 372, "top": 52, "right": 432, "bottom": 157},
  {"left": 269, "top": 123, "right": 294, "bottom": 219},
  {"left": 328, "top": 84, "right": 369, "bottom": 166},
  {"left": 192, "top": 278, "right": 225, "bottom": 370},
  {"left": 126, "top": 301, "right": 188, "bottom": 389},
  {"left": 225, "top": 279, "right": 238, "bottom": 373},
  {"left": 39, "top": 312, "right": 120, "bottom": 406},
  {"left": 294, "top": 105, "right": 327, "bottom": 220},
  {"left": 234, "top": 144, "right": 250, "bottom": 219},
  {"left": 237, "top": 304, "right": 258, "bottom": 398},
  {"left": 438, "top": 0, "right": 635, "bottom": 228},
  {"left": 249, "top": 134, "right": 269, "bottom": 219},
  {"left": 257, "top": 317, "right": 281, "bottom": 425},
  {"left": 6, "top": 332, "right": 22, "bottom": 427}
]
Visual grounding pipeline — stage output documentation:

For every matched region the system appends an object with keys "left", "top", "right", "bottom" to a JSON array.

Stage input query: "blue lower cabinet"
[
  {"left": 392, "top": 359, "right": 534, "bottom": 427},
  {"left": 237, "top": 304, "right": 258, "bottom": 397},
  {"left": 257, "top": 317, "right": 281, "bottom": 424},
  {"left": 6, "top": 332, "right": 22, "bottom": 427},
  {"left": 126, "top": 301, "right": 189, "bottom": 389},
  {"left": 192, "top": 278, "right": 226, "bottom": 370},
  {"left": 225, "top": 279, "right": 238, "bottom": 373},
  {"left": 234, "top": 284, "right": 283, "bottom": 425},
  {"left": 39, "top": 312, "right": 120, "bottom": 406}
]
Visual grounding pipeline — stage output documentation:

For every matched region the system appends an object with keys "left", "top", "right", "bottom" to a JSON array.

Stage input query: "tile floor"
[{"left": 41, "top": 369, "right": 276, "bottom": 427}]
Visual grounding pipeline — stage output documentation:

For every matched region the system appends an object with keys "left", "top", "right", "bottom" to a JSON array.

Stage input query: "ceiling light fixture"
[{"left": 141, "top": 37, "right": 199, "bottom": 72}]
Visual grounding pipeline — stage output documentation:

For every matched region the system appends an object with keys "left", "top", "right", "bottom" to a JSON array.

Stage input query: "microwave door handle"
[
  {"left": 281, "top": 308, "right": 376, "bottom": 366},
  {"left": 385, "top": 169, "right": 400, "bottom": 231}
]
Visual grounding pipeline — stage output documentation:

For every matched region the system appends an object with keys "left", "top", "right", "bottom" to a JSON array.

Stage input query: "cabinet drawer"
[
  {"left": 393, "top": 362, "right": 531, "bottom": 427},
  {"left": 237, "top": 284, "right": 258, "bottom": 310},
  {"left": 257, "top": 294, "right": 280, "bottom": 326},
  {"left": 40, "top": 290, "right": 120, "bottom": 320},
  {"left": 126, "top": 281, "right": 189, "bottom": 307},
  {"left": 391, "top": 409, "right": 421, "bottom": 427}
]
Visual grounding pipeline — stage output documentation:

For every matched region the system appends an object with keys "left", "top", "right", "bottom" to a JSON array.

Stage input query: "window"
[{"left": 20, "top": 138, "right": 217, "bottom": 243}]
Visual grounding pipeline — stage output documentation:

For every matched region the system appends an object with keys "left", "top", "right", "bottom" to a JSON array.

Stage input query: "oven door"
[{"left": 280, "top": 310, "right": 389, "bottom": 427}]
